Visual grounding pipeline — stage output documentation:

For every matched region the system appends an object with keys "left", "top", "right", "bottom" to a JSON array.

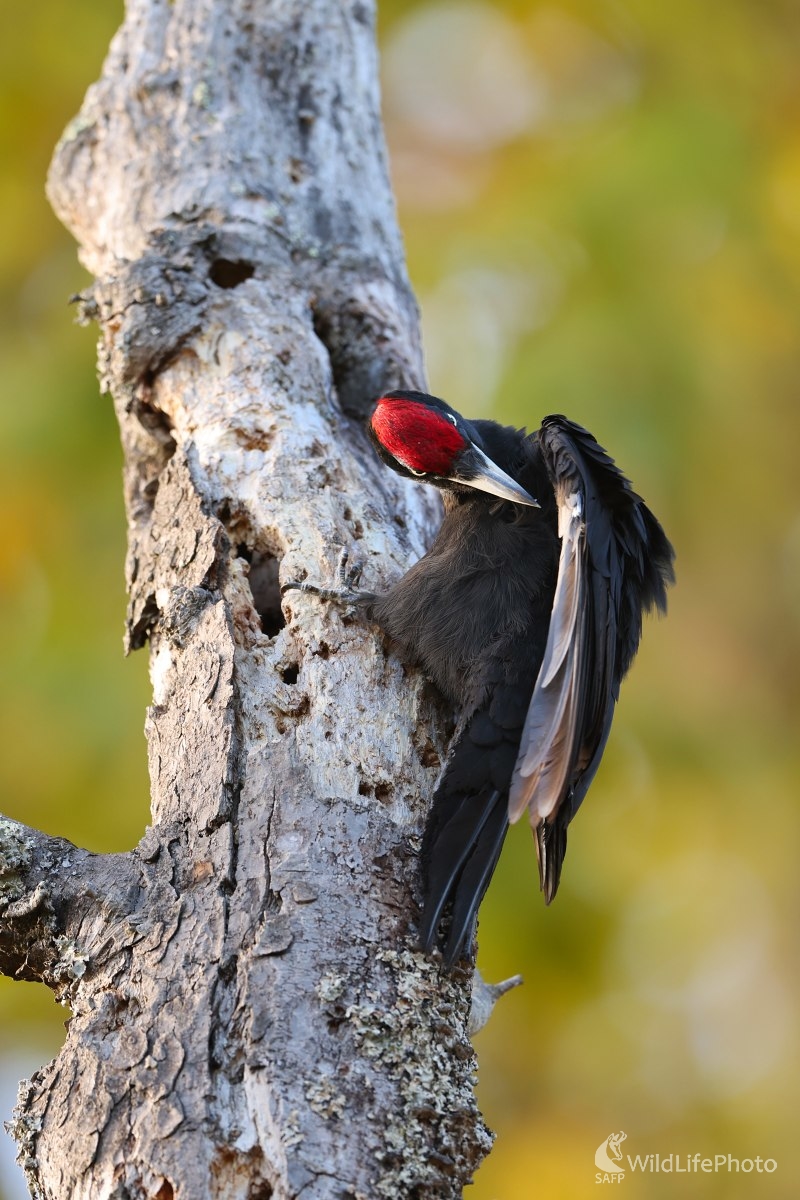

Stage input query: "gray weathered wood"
[{"left": 0, "top": 1, "right": 494, "bottom": 1196}]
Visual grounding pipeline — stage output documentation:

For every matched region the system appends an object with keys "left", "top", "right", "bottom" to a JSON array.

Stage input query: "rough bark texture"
[{"left": 0, "top": 2, "right": 494, "bottom": 1197}]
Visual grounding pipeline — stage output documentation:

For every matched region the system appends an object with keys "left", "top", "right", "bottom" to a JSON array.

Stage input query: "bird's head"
[{"left": 369, "top": 390, "right": 539, "bottom": 507}]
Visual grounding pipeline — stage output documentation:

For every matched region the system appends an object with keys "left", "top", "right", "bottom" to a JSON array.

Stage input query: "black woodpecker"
[{"left": 285, "top": 390, "right": 675, "bottom": 966}]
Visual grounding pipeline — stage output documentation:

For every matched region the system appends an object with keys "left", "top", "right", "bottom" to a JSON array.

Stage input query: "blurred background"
[{"left": 1, "top": 0, "right": 798, "bottom": 1196}]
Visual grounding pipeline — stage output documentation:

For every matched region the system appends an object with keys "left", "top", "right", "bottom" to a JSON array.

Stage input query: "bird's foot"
[
  {"left": 334, "top": 547, "right": 364, "bottom": 592},
  {"left": 281, "top": 548, "right": 372, "bottom": 608}
]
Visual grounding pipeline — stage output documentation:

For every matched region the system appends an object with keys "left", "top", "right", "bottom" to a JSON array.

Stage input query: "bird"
[{"left": 284, "top": 390, "right": 674, "bottom": 966}]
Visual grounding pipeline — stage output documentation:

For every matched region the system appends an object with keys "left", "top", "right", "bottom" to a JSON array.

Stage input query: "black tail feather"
[
  {"left": 418, "top": 786, "right": 498, "bottom": 951},
  {"left": 441, "top": 799, "right": 509, "bottom": 966},
  {"left": 420, "top": 785, "right": 510, "bottom": 965}
]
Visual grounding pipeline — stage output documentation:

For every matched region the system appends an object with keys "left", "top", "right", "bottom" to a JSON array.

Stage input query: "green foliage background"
[{"left": 1, "top": 1, "right": 798, "bottom": 1196}]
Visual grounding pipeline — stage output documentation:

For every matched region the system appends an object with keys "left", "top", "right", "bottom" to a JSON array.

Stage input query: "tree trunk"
[{"left": 0, "top": 1, "right": 493, "bottom": 1196}]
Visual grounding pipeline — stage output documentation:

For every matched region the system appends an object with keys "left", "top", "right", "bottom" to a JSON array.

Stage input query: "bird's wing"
[{"left": 508, "top": 416, "right": 674, "bottom": 900}]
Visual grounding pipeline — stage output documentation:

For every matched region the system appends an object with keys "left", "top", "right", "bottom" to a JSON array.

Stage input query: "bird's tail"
[{"left": 419, "top": 777, "right": 509, "bottom": 968}]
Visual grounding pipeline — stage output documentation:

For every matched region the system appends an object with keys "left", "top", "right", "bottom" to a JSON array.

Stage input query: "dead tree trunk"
[{"left": 0, "top": 2, "right": 493, "bottom": 1196}]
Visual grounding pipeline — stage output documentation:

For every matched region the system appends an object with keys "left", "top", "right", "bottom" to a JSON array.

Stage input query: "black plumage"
[{"left": 286, "top": 390, "right": 675, "bottom": 966}]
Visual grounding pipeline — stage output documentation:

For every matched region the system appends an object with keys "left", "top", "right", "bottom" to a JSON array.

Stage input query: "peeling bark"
[{"left": 0, "top": 2, "right": 494, "bottom": 1197}]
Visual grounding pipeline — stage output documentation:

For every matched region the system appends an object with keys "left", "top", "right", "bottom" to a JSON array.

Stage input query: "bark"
[{"left": 0, "top": 1, "right": 495, "bottom": 1197}]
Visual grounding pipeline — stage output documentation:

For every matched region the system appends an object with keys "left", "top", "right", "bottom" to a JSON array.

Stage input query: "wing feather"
[
  {"left": 508, "top": 489, "right": 584, "bottom": 822},
  {"left": 540, "top": 492, "right": 583, "bottom": 687},
  {"left": 509, "top": 416, "right": 675, "bottom": 899}
]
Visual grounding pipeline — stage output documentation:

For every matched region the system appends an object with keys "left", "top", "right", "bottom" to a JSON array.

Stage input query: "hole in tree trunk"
[
  {"left": 135, "top": 396, "right": 176, "bottom": 456},
  {"left": 209, "top": 258, "right": 255, "bottom": 289},
  {"left": 237, "top": 545, "right": 285, "bottom": 637},
  {"left": 248, "top": 1184, "right": 273, "bottom": 1200}
]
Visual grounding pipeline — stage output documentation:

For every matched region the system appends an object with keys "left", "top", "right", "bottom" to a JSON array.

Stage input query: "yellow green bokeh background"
[{"left": 1, "top": 2, "right": 798, "bottom": 1197}]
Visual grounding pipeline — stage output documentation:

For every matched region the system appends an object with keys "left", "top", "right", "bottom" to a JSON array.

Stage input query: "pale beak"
[{"left": 448, "top": 444, "right": 540, "bottom": 507}]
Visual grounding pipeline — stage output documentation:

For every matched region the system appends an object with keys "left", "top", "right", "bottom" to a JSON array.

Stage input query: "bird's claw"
[
  {"left": 335, "top": 547, "right": 364, "bottom": 592},
  {"left": 281, "top": 548, "right": 368, "bottom": 608}
]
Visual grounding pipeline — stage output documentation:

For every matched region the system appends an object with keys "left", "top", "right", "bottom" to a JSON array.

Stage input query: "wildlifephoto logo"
[
  {"left": 595, "top": 1132, "right": 627, "bottom": 1182},
  {"left": 595, "top": 1131, "right": 778, "bottom": 1184}
]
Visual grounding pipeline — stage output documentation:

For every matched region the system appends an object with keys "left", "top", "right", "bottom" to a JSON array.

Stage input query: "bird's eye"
[
  {"left": 408, "top": 466, "right": 427, "bottom": 477},
  {"left": 446, "top": 413, "right": 458, "bottom": 425}
]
